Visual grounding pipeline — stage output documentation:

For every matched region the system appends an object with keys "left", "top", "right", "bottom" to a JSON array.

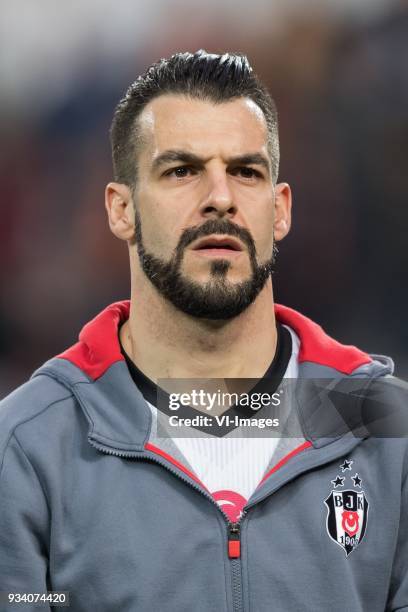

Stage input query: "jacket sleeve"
[
  {"left": 386, "top": 455, "right": 408, "bottom": 612},
  {"left": 0, "top": 433, "right": 51, "bottom": 611}
]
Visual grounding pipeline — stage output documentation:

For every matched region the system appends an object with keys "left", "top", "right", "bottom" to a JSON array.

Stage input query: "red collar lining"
[
  {"left": 58, "top": 300, "right": 371, "bottom": 380},
  {"left": 274, "top": 304, "right": 371, "bottom": 374}
]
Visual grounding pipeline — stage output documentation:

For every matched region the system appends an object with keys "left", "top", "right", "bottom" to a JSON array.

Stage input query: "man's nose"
[{"left": 199, "top": 170, "right": 237, "bottom": 218}]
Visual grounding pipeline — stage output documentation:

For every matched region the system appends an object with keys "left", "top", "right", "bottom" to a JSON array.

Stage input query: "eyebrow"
[{"left": 151, "top": 149, "right": 271, "bottom": 175}]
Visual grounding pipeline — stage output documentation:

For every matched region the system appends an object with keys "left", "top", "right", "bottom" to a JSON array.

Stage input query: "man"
[{"left": 0, "top": 51, "right": 407, "bottom": 612}]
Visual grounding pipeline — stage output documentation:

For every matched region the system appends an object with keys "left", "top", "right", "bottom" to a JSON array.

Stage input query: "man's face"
[{"left": 130, "top": 94, "right": 285, "bottom": 319}]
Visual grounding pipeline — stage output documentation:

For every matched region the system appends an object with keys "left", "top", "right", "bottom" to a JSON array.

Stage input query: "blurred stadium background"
[{"left": 1, "top": 0, "right": 407, "bottom": 397}]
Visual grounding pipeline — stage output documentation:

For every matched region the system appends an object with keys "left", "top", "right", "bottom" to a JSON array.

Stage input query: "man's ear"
[
  {"left": 105, "top": 182, "right": 135, "bottom": 242},
  {"left": 273, "top": 182, "right": 292, "bottom": 242}
]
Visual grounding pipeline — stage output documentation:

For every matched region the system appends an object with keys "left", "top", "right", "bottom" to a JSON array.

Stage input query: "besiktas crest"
[{"left": 325, "top": 489, "right": 369, "bottom": 556}]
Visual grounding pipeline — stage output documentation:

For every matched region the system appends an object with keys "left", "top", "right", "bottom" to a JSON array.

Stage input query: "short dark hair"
[{"left": 110, "top": 50, "right": 279, "bottom": 188}]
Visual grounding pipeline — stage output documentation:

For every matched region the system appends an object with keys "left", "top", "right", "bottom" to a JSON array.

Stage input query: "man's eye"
[
  {"left": 232, "top": 167, "right": 261, "bottom": 179},
  {"left": 165, "top": 166, "right": 196, "bottom": 178}
]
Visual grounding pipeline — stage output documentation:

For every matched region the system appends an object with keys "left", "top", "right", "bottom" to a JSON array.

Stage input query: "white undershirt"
[{"left": 148, "top": 325, "right": 300, "bottom": 521}]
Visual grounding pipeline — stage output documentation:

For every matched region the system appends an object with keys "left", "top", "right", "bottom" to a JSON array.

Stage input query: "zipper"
[
  {"left": 88, "top": 438, "right": 248, "bottom": 609},
  {"left": 228, "top": 521, "right": 242, "bottom": 559},
  {"left": 228, "top": 519, "right": 245, "bottom": 612}
]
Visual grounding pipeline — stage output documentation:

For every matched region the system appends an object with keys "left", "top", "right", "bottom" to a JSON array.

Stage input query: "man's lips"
[
  {"left": 190, "top": 235, "right": 244, "bottom": 255},
  {"left": 192, "top": 248, "right": 242, "bottom": 258}
]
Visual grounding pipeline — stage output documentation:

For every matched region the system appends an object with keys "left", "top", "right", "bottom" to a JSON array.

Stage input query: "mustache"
[{"left": 176, "top": 219, "right": 257, "bottom": 256}]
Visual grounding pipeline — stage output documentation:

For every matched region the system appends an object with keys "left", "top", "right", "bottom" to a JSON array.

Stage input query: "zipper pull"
[{"left": 228, "top": 523, "right": 241, "bottom": 558}]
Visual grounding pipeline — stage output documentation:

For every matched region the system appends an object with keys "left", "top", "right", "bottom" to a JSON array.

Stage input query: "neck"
[{"left": 120, "top": 276, "right": 278, "bottom": 382}]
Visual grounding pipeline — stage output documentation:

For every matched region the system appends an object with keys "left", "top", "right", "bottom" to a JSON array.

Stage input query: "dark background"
[{"left": 1, "top": 0, "right": 407, "bottom": 398}]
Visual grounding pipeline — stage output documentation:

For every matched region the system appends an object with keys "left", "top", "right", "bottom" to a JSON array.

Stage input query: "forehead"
[{"left": 137, "top": 94, "right": 269, "bottom": 161}]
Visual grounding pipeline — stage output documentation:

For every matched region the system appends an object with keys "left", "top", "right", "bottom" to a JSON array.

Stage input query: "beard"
[{"left": 134, "top": 213, "right": 277, "bottom": 320}]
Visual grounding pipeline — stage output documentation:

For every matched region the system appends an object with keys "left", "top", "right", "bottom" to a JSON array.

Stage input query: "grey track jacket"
[{"left": 0, "top": 301, "right": 407, "bottom": 612}]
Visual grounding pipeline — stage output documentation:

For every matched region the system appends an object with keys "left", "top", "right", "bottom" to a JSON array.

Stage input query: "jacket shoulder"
[{"left": 0, "top": 374, "right": 74, "bottom": 459}]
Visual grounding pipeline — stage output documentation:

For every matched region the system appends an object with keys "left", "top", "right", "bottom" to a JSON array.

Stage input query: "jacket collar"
[
  {"left": 35, "top": 300, "right": 386, "bottom": 452},
  {"left": 58, "top": 300, "right": 373, "bottom": 381}
]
